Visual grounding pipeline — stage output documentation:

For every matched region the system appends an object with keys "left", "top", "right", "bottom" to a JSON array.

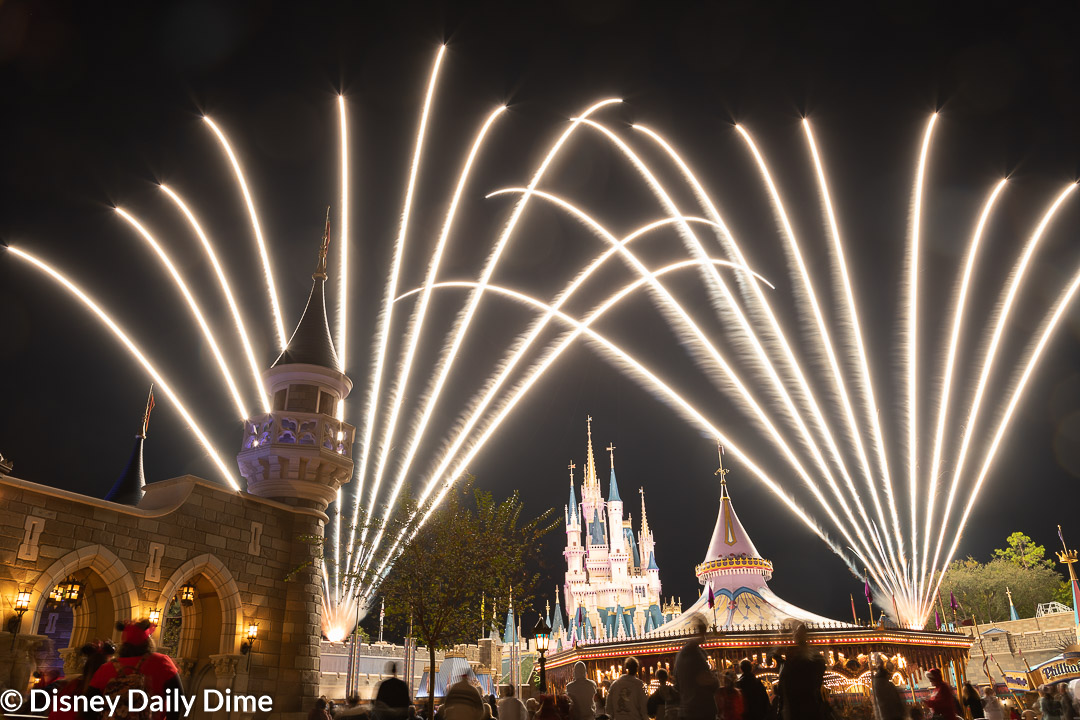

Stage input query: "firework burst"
[{"left": 9, "top": 48, "right": 1079, "bottom": 634}]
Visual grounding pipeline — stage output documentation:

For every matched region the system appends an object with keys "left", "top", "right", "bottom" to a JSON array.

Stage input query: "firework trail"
[{"left": 9, "top": 47, "right": 1080, "bottom": 633}]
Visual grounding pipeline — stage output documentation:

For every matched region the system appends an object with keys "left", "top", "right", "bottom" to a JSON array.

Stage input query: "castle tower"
[
  {"left": 234, "top": 213, "right": 358, "bottom": 710},
  {"left": 606, "top": 444, "right": 628, "bottom": 596},
  {"left": 564, "top": 461, "right": 587, "bottom": 606},
  {"left": 237, "top": 211, "right": 356, "bottom": 510}
]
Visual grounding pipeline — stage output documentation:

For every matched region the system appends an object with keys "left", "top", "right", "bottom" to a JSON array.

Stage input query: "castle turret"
[
  {"left": 104, "top": 387, "right": 156, "bottom": 506},
  {"left": 237, "top": 212, "right": 355, "bottom": 510}
]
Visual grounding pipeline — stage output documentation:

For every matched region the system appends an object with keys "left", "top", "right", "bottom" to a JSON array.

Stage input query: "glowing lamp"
[
  {"left": 533, "top": 616, "right": 551, "bottom": 653},
  {"left": 148, "top": 608, "right": 161, "bottom": 625},
  {"left": 179, "top": 584, "right": 196, "bottom": 607},
  {"left": 61, "top": 577, "right": 83, "bottom": 607},
  {"left": 14, "top": 591, "right": 31, "bottom": 615},
  {"left": 241, "top": 621, "right": 259, "bottom": 656}
]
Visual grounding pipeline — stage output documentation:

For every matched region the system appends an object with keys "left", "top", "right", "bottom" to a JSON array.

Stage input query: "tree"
[
  {"left": 993, "top": 532, "right": 1054, "bottom": 570},
  {"left": 376, "top": 480, "right": 556, "bottom": 716},
  {"left": 940, "top": 556, "right": 1064, "bottom": 622}
]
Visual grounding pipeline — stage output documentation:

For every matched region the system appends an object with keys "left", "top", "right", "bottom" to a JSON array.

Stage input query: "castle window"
[
  {"left": 286, "top": 384, "right": 319, "bottom": 412},
  {"left": 273, "top": 389, "right": 287, "bottom": 410},
  {"left": 318, "top": 391, "right": 336, "bottom": 414}
]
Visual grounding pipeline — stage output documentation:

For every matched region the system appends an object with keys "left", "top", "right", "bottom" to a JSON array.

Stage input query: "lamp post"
[
  {"left": 9, "top": 591, "right": 31, "bottom": 649},
  {"left": 533, "top": 615, "right": 551, "bottom": 693},
  {"left": 241, "top": 622, "right": 259, "bottom": 671}
]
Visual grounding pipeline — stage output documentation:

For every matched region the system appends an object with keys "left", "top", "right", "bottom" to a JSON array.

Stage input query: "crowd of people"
[{"left": 28, "top": 614, "right": 1079, "bottom": 720}]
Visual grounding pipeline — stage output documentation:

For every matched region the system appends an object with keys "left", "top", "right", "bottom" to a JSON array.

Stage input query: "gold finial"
[
  {"left": 585, "top": 415, "right": 597, "bottom": 486},
  {"left": 715, "top": 441, "right": 729, "bottom": 486},
  {"left": 1006, "top": 586, "right": 1013, "bottom": 603},
  {"left": 140, "top": 384, "right": 156, "bottom": 438},
  {"left": 606, "top": 443, "right": 616, "bottom": 469},
  {"left": 639, "top": 487, "right": 649, "bottom": 535},
  {"left": 314, "top": 206, "right": 331, "bottom": 280},
  {"left": 555, "top": 586, "right": 560, "bottom": 603},
  {"left": 568, "top": 460, "right": 575, "bottom": 484}
]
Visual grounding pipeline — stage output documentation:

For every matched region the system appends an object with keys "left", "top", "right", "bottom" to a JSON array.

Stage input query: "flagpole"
[
  {"left": 1056, "top": 525, "right": 1080, "bottom": 643},
  {"left": 850, "top": 594, "right": 859, "bottom": 626}
]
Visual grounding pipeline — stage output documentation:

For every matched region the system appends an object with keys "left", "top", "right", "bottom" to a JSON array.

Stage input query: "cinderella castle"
[{"left": 561, "top": 418, "right": 667, "bottom": 641}]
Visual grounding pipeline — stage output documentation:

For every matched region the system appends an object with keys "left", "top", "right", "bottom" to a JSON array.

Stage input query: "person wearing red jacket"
[{"left": 924, "top": 668, "right": 960, "bottom": 720}]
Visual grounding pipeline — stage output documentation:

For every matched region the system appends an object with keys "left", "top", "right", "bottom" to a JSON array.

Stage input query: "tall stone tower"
[
  {"left": 235, "top": 214, "right": 355, "bottom": 712},
  {"left": 237, "top": 214, "right": 356, "bottom": 510}
]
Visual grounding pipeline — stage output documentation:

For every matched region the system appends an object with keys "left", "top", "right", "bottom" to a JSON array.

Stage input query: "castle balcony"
[{"left": 242, "top": 411, "right": 356, "bottom": 457}]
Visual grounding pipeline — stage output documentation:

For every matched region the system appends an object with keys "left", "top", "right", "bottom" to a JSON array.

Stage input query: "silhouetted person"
[
  {"left": 736, "top": 660, "right": 768, "bottom": 720},
  {"left": 47, "top": 640, "right": 115, "bottom": 720},
  {"left": 567, "top": 661, "right": 598, "bottom": 720},
  {"left": 89, "top": 620, "right": 184, "bottom": 720},
  {"left": 376, "top": 662, "right": 412, "bottom": 720},
  {"left": 499, "top": 685, "right": 528, "bottom": 720},
  {"left": 713, "top": 670, "right": 743, "bottom": 720},
  {"left": 923, "top": 668, "right": 958, "bottom": 720},
  {"left": 647, "top": 668, "right": 679, "bottom": 720},
  {"left": 675, "top": 615, "right": 718, "bottom": 720},
  {"left": 870, "top": 657, "right": 904, "bottom": 720},
  {"left": 774, "top": 623, "right": 828, "bottom": 720},
  {"left": 606, "top": 658, "right": 648, "bottom": 720},
  {"left": 963, "top": 682, "right": 986, "bottom": 719},
  {"left": 444, "top": 676, "right": 485, "bottom": 720}
]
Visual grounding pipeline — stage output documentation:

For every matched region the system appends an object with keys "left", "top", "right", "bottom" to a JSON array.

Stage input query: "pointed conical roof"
[
  {"left": 551, "top": 590, "right": 564, "bottom": 635},
  {"left": 568, "top": 477, "right": 578, "bottom": 524},
  {"left": 272, "top": 212, "right": 341, "bottom": 371},
  {"left": 584, "top": 416, "right": 598, "bottom": 487},
  {"left": 105, "top": 435, "right": 145, "bottom": 505},
  {"left": 702, "top": 479, "right": 763, "bottom": 565},
  {"left": 502, "top": 607, "right": 516, "bottom": 644},
  {"left": 608, "top": 466, "right": 621, "bottom": 503},
  {"left": 272, "top": 278, "right": 340, "bottom": 370}
]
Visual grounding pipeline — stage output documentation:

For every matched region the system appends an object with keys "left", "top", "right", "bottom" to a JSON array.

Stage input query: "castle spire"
[
  {"left": 639, "top": 486, "right": 650, "bottom": 537},
  {"left": 567, "top": 461, "right": 578, "bottom": 523},
  {"left": 715, "top": 441, "right": 729, "bottom": 498},
  {"left": 585, "top": 415, "right": 598, "bottom": 486},
  {"left": 314, "top": 206, "right": 331, "bottom": 279},
  {"left": 105, "top": 388, "right": 154, "bottom": 505},
  {"left": 607, "top": 443, "right": 621, "bottom": 503},
  {"left": 272, "top": 208, "right": 340, "bottom": 370}
]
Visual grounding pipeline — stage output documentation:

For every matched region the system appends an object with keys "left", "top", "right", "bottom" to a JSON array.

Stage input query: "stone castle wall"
[{"left": 0, "top": 471, "right": 326, "bottom": 719}]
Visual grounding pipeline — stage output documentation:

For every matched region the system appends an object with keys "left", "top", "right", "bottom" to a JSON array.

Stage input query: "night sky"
[{"left": 3, "top": 1, "right": 1080, "bottom": 627}]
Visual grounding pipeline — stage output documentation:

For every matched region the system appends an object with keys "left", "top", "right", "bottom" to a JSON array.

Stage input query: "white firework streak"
[
  {"left": 7, "top": 246, "right": 240, "bottom": 490},
  {"left": 919, "top": 178, "right": 1008, "bottom": 604},
  {"left": 370, "top": 273, "right": 881, "bottom": 590},
  {"left": 928, "top": 256, "right": 1080, "bottom": 621},
  {"left": 361, "top": 105, "right": 507, "bottom": 580},
  {"left": 366, "top": 187, "right": 896, "bottom": 594},
  {"left": 354, "top": 98, "right": 622, "bottom": 580},
  {"left": 203, "top": 117, "right": 287, "bottom": 351},
  {"left": 346, "top": 46, "right": 446, "bottom": 578},
  {"left": 115, "top": 208, "right": 249, "bottom": 420},
  {"left": 572, "top": 119, "right": 890, "bottom": 580},
  {"left": 923, "top": 182, "right": 1076, "bottom": 611},
  {"left": 159, "top": 185, "right": 270, "bottom": 413}
]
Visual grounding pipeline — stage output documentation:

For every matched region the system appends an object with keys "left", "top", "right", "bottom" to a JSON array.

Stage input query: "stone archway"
[
  {"left": 156, "top": 554, "right": 243, "bottom": 656},
  {"left": 154, "top": 553, "right": 244, "bottom": 714},
  {"left": 26, "top": 546, "right": 141, "bottom": 675}
]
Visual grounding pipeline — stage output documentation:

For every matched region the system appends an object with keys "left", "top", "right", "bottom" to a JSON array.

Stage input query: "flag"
[
  {"left": 935, "top": 609, "right": 941, "bottom": 630},
  {"left": 141, "top": 385, "right": 155, "bottom": 437},
  {"left": 1059, "top": 525, "right": 1067, "bottom": 547},
  {"left": 707, "top": 584, "right": 715, "bottom": 609},
  {"left": 950, "top": 592, "right": 959, "bottom": 613},
  {"left": 863, "top": 575, "right": 872, "bottom": 606},
  {"left": 850, "top": 594, "right": 858, "bottom": 625}
]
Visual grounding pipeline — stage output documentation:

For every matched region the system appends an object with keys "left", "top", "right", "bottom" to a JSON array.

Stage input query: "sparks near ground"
[{"left": 8, "top": 48, "right": 1079, "bottom": 636}]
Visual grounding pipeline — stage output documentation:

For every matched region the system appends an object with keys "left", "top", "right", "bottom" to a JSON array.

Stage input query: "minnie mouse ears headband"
[{"left": 116, "top": 619, "right": 155, "bottom": 645}]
